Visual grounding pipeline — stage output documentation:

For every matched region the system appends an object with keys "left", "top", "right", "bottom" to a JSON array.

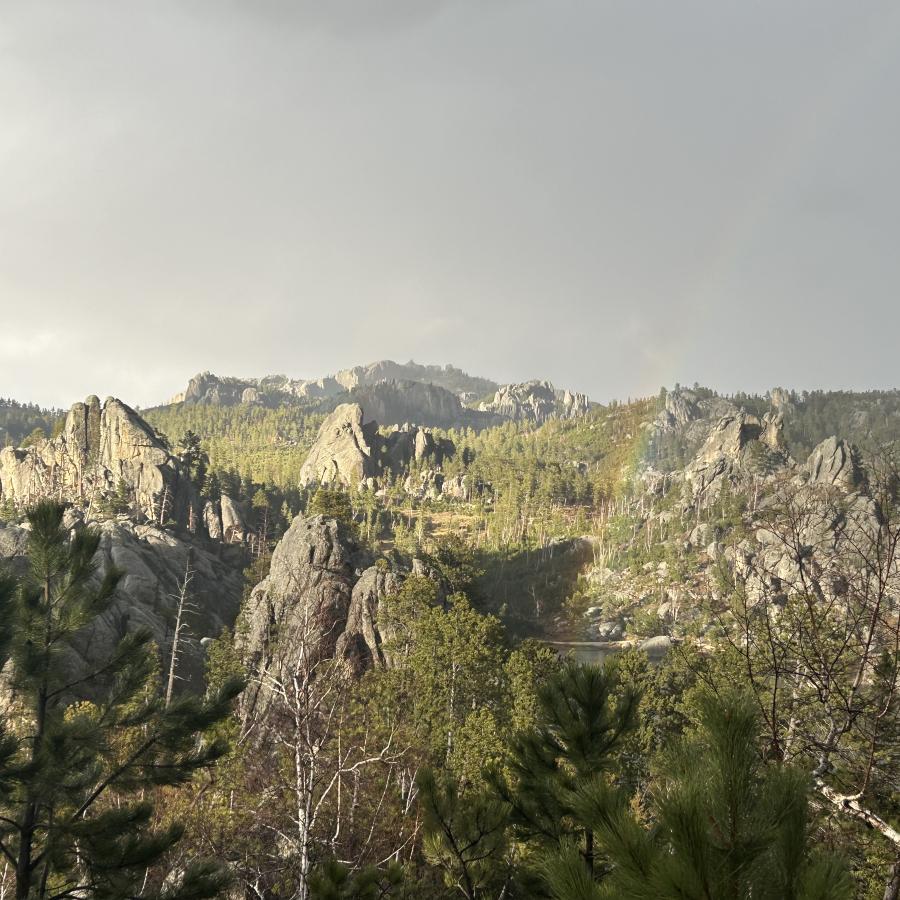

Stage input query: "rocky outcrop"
[
  {"left": 237, "top": 516, "right": 360, "bottom": 714},
  {"left": 404, "top": 469, "right": 444, "bottom": 501},
  {"left": 298, "top": 404, "right": 455, "bottom": 490},
  {"left": 351, "top": 380, "right": 499, "bottom": 430},
  {"left": 171, "top": 371, "right": 345, "bottom": 407},
  {"left": 336, "top": 565, "right": 404, "bottom": 673},
  {"left": 288, "top": 375, "right": 343, "bottom": 400},
  {"left": 0, "top": 396, "right": 201, "bottom": 531},
  {"left": 560, "top": 389, "right": 591, "bottom": 419},
  {"left": 441, "top": 474, "right": 473, "bottom": 501},
  {"left": 0, "top": 515, "right": 244, "bottom": 693},
  {"left": 479, "top": 381, "right": 591, "bottom": 425},
  {"left": 655, "top": 389, "right": 702, "bottom": 431},
  {"left": 175, "top": 373, "right": 260, "bottom": 406},
  {"left": 335, "top": 360, "right": 496, "bottom": 398},
  {"left": 480, "top": 381, "right": 556, "bottom": 424},
  {"left": 652, "top": 389, "right": 744, "bottom": 452},
  {"left": 168, "top": 362, "right": 497, "bottom": 411},
  {"left": 298, "top": 404, "right": 380, "bottom": 487},
  {"left": 202, "top": 494, "right": 248, "bottom": 543},
  {"left": 806, "top": 437, "right": 864, "bottom": 491},
  {"left": 385, "top": 424, "right": 454, "bottom": 472},
  {"left": 684, "top": 411, "right": 789, "bottom": 502},
  {"left": 761, "top": 411, "right": 787, "bottom": 452},
  {"left": 237, "top": 515, "right": 417, "bottom": 711}
]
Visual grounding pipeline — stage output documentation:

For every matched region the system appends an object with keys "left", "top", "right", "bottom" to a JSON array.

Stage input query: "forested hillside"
[
  {"left": 0, "top": 398, "right": 64, "bottom": 447},
  {"left": 2, "top": 375, "right": 900, "bottom": 897}
]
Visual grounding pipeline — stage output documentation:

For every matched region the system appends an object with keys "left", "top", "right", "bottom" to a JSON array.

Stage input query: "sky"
[{"left": 1, "top": 0, "right": 899, "bottom": 409}]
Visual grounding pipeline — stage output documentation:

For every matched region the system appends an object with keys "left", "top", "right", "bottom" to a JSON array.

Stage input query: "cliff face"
[
  {"left": 236, "top": 515, "right": 411, "bottom": 716},
  {"left": 334, "top": 360, "right": 497, "bottom": 398},
  {"left": 351, "top": 379, "right": 500, "bottom": 430},
  {"left": 297, "top": 403, "right": 455, "bottom": 490},
  {"left": 0, "top": 514, "right": 244, "bottom": 694},
  {"left": 168, "top": 361, "right": 498, "bottom": 411},
  {"left": 479, "top": 380, "right": 591, "bottom": 424},
  {"left": 0, "top": 396, "right": 201, "bottom": 532}
]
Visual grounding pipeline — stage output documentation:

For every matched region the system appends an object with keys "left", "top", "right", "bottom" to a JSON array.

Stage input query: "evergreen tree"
[
  {"left": 308, "top": 487, "right": 356, "bottom": 534},
  {"left": 545, "top": 691, "right": 853, "bottom": 900},
  {"left": 490, "top": 661, "right": 639, "bottom": 882},
  {"left": 308, "top": 859, "right": 407, "bottom": 899},
  {"left": 0, "top": 501, "right": 243, "bottom": 899},
  {"left": 416, "top": 769, "right": 513, "bottom": 900}
]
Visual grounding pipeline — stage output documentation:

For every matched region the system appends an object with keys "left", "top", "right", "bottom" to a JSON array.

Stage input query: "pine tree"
[
  {"left": 416, "top": 769, "right": 513, "bottom": 900},
  {"left": 308, "top": 858, "right": 407, "bottom": 899},
  {"left": 543, "top": 691, "right": 853, "bottom": 900},
  {"left": 490, "top": 660, "right": 639, "bottom": 881},
  {"left": 308, "top": 487, "right": 356, "bottom": 535},
  {"left": 0, "top": 501, "right": 243, "bottom": 899}
]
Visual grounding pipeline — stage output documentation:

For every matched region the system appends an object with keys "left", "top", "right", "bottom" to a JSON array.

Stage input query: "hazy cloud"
[{"left": 1, "top": 1, "right": 899, "bottom": 408}]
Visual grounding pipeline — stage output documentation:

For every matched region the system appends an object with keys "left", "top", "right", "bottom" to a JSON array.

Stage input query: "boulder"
[
  {"left": 596, "top": 620, "right": 624, "bottom": 641},
  {"left": 638, "top": 635, "right": 673, "bottom": 659}
]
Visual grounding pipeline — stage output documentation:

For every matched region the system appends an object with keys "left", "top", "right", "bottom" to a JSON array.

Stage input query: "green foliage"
[
  {"left": 422, "top": 533, "right": 484, "bottom": 597},
  {"left": 144, "top": 402, "right": 326, "bottom": 489},
  {"left": 490, "top": 660, "right": 639, "bottom": 888},
  {"left": 0, "top": 501, "right": 243, "bottom": 899},
  {"left": 382, "top": 591, "right": 507, "bottom": 775},
  {"left": 309, "top": 858, "right": 408, "bottom": 899},
  {"left": 0, "top": 399, "right": 63, "bottom": 449},
  {"left": 309, "top": 486, "right": 357, "bottom": 535},
  {"left": 417, "top": 768, "right": 514, "bottom": 900},
  {"left": 177, "top": 429, "right": 208, "bottom": 488},
  {"left": 578, "top": 691, "right": 854, "bottom": 900}
]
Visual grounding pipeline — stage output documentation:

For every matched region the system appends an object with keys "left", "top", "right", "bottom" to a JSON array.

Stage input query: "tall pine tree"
[{"left": 0, "top": 501, "right": 242, "bottom": 899}]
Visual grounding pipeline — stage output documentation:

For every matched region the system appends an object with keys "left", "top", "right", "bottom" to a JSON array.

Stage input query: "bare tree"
[
  {"left": 237, "top": 575, "right": 411, "bottom": 899},
  {"left": 165, "top": 552, "right": 195, "bottom": 708},
  {"left": 712, "top": 451, "right": 900, "bottom": 893}
]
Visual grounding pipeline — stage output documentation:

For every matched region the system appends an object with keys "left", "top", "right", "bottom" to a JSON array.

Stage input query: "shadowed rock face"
[
  {"left": 0, "top": 516, "right": 244, "bottom": 696},
  {"left": 351, "top": 379, "right": 500, "bottom": 430},
  {"left": 807, "top": 437, "right": 865, "bottom": 491},
  {"left": 236, "top": 514, "right": 425, "bottom": 718},
  {"left": 0, "top": 396, "right": 202, "bottom": 531},
  {"left": 336, "top": 566, "right": 405, "bottom": 673}
]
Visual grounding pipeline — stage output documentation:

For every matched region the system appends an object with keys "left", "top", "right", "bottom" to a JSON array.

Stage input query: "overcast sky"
[{"left": 2, "top": 1, "right": 899, "bottom": 409}]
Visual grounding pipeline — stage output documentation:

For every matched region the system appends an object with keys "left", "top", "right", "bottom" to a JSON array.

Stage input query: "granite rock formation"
[
  {"left": 479, "top": 380, "right": 591, "bottom": 424},
  {"left": 0, "top": 396, "right": 202, "bottom": 531},
  {"left": 298, "top": 403, "right": 455, "bottom": 490}
]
